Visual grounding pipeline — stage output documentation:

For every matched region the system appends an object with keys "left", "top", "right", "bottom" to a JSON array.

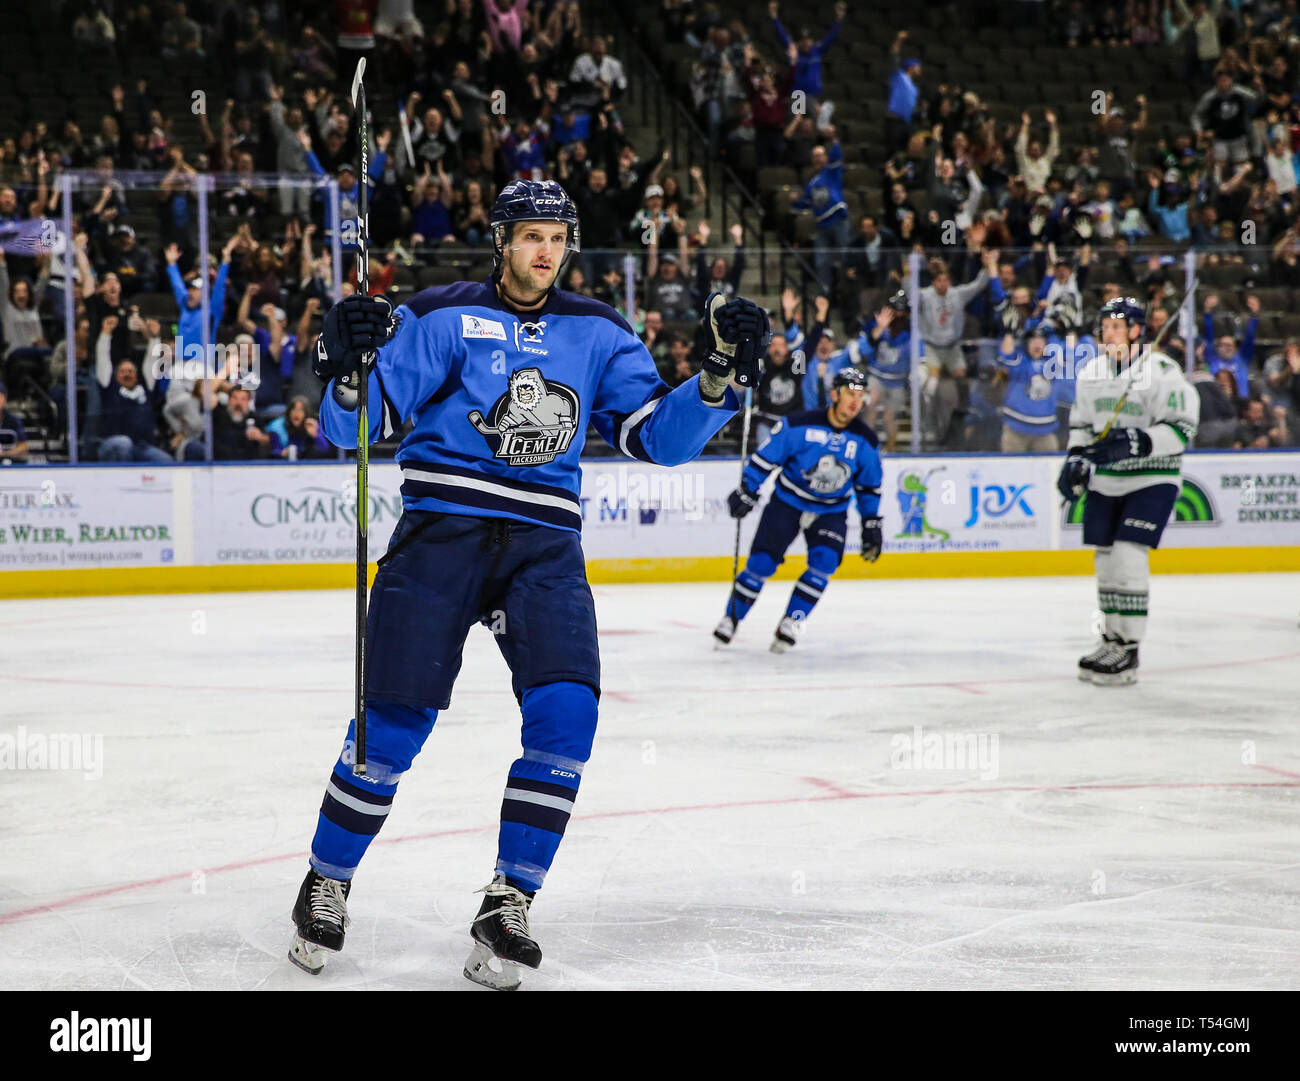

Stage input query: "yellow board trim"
[{"left": 1, "top": 547, "right": 1297, "bottom": 598}]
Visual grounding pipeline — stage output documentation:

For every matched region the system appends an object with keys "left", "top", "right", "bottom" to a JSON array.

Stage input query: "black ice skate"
[
  {"left": 1077, "top": 635, "right": 1120, "bottom": 681},
  {"left": 288, "top": 869, "right": 351, "bottom": 975},
  {"left": 464, "top": 875, "right": 541, "bottom": 991},
  {"left": 712, "top": 614, "right": 736, "bottom": 647},
  {"left": 1089, "top": 640, "right": 1138, "bottom": 686}
]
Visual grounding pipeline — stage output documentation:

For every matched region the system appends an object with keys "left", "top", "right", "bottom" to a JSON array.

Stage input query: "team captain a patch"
[
  {"left": 461, "top": 313, "right": 507, "bottom": 340},
  {"left": 468, "top": 367, "right": 580, "bottom": 466}
]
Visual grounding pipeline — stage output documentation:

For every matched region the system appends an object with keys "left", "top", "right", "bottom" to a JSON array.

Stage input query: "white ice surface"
[{"left": 1, "top": 573, "right": 1298, "bottom": 991}]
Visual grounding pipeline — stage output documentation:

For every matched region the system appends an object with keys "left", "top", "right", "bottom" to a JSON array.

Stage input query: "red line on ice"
[{"left": 2, "top": 775, "right": 1296, "bottom": 927}]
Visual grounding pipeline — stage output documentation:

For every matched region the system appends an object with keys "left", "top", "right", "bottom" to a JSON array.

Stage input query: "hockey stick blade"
[{"left": 350, "top": 58, "right": 366, "bottom": 109}]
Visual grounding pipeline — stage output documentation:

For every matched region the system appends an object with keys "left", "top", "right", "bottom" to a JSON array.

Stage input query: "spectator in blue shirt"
[
  {"left": 770, "top": 1, "right": 846, "bottom": 103},
  {"left": 266, "top": 396, "right": 331, "bottom": 459},
  {"left": 885, "top": 29, "right": 923, "bottom": 152},
  {"left": 790, "top": 136, "right": 850, "bottom": 292},
  {"left": 1145, "top": 168, "right": 1191, "bottom": 242},
  {"left": 164, "top": 236, "right": 235, "bottom": 357},
  {"left": 1203, "top": 292, "right": 1259, "bottom": 398}
]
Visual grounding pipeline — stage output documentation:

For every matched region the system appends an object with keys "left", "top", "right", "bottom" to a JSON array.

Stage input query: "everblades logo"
[{"left": 1064, "top": 477, "right": 1217, "bottom": 525}]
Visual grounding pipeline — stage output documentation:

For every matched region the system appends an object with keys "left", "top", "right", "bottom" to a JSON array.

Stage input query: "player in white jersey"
[{"left": 1057, "top": 297, "right": 1199, "bottom": 685}]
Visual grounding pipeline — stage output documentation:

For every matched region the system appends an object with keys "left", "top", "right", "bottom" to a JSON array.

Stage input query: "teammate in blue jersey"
[
  {"left": 287, "top": 179, "right": 770, "bottom": 989},
  {"left": 713, "top": 368, "right": 884, "bottom": 653}
]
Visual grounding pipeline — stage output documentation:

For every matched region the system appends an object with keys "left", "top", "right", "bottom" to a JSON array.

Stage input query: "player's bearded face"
[{"left": 504, "top": 222, "right": 568, "bottom": 297}]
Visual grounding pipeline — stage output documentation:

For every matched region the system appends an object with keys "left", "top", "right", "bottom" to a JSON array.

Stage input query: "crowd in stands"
[
  {"left": 0, "top": 0, "right": 712, "bottom": 462},
  {"left": 3, "top": 1, "right": 1300, "bottom": 462},
  {"left": 655, "top": 0, "right": 1300, "bottom": 450}
]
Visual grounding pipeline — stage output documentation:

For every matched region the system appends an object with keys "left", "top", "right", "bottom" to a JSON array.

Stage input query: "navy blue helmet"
[
  {"left": 832, "top": 367, "right": 869, "bottom": 394},
  {"left": 1096, "top": 296, "right": 1145, "bottom": 335},
  {"left": 490, "top": 180, "right": 581, "bottom": 273}
]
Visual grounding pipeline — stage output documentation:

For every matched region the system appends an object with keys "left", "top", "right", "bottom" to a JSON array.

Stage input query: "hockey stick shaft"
[
  {"left": 352, "top": 58, "right": 370, "bottom": 776},
  {"left": 729, "top": 386, "right": 754, "bottom": 615}
]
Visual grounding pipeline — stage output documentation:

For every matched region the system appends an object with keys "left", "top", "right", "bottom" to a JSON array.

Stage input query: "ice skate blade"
[
  {"left": 464, "top": 942, "right": 522, "bottom": 991},
  {"left": 770, "top": 638, "right": 793, "bottom": 654},
  {"left": 1090, "top": 669, "right": 1137, "bottom": 686},
  {"left": 1077, "top": 668, "right": 1093, "bottom": 682},
  {"left": 712, "top": 636, "right": 730, "bottom": 650},
  {"left": 288, "top": 933, "right": 329, "bottom": 975}
]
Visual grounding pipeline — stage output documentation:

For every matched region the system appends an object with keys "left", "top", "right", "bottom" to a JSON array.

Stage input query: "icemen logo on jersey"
[
  {"left": 468, "top": 367, "right": 579, "bottom": 466},
  {"left": 803, "top": 453, "right": 851, "bottom": 495},
  {"left": 461, "top": 314, "right": 507, "bottom": 341},
  {"left": 513, "top": 319, "right": 548, "bottom": 356}
]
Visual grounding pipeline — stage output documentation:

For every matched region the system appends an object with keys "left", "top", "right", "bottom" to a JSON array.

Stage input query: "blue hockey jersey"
[
  {"left": 320, "top": 277, "right": 739, "bottom": 532},
  {"left": 865, "top": 326, "right": 919, "bottom": 389},
  {"left": 996, "top": 344, "right": 1058, "bottom": 436},
  {"left": 743, "top": 409, "right": 883, "bottom": 518}
]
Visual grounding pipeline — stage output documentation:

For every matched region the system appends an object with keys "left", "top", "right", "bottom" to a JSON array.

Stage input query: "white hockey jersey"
[{"left": 1068, "top": 349, "right": 1200, "bottom": 497}]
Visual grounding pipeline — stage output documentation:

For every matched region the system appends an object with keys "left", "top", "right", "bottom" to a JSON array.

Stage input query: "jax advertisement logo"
[
  {"left": 1063, "top": 477, "right": 1217, "bottom": 526},
  {"left": 896, "top": 468, "right": 1036, "bottom": 538},
  {"left": 962, "top": 471, "right": 1035, "bottom": 529}
]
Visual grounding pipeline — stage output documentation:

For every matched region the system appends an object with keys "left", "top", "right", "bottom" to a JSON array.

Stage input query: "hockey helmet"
[
  {"left": 490, "top": 179, "right": 581, "bottom": 274},
  {"left": 832, "top": 366, "right": 869, "bottom": 395},
  {"left": 887, "top": 289, "right": 909, "bottom": 312},
  {"left": 1096, "top": 295, "right": 1145, "bottom": 335}
]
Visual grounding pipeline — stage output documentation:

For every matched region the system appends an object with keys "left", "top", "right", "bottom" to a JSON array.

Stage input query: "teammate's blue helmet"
[
  {"left": 1096, "top": 296, "right": 1145, "bottom": 335},
  {"left": 832, "top": 367, "right": 869, "bottom": 394},
  {"left": 490, "top": 179, "right": 581, "bottom": 275}
]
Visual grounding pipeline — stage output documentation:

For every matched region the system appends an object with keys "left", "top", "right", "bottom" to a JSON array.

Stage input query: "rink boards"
[{"left": 0, "top": 452, "right": 1296, "bottom": 597}]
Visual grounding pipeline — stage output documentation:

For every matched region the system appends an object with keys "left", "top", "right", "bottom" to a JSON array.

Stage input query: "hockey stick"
[
  {"left": 1093, "top": 275, "right": 1195, "bottom": 442},
  {"left": 351, "top": 57, "right": 371, "bottom": 777},
  {"left": 728, "top": 386, "right": 754, "bottom": 618}
]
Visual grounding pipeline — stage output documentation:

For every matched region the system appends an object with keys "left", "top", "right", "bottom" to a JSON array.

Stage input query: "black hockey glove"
[
  {"left": 313, "top": 295, "right": 399, "bottom": 385},
  {"left": 1057, "top": 452, "right": 1092, "bottom": 500},
  {"left": 700, "top": 293, "right": 771, "bottom": 402},
  {"left": 727, "top": 486, "right": 758, "bottom": 518},
  {"left": 1080, "top": 426, "right": 1152, "bottom": 465},
  {"left": 860, "top": 516, "right": 883, "bottom": 562}
]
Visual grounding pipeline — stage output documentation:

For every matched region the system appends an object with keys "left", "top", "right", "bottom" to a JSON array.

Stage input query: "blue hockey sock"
[
  {"left": 785, "top": 568, "right": 828, "bottom": 622},
  {"left": 728, "top": 552, "right": 777, "bottom": 622},
  {"left": 496, "top": 682, "right": 597, "bottom": 892},
  {"left": 727, "top": 568, "right": 765, "bottom": 621},
  {"left": 309, "top": 702, "right": 437, "bottom": 881}
]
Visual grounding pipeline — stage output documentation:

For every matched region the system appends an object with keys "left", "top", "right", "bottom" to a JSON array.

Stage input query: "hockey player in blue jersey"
[
  {"left": 713, "top": 367, "right": 884, "bottom": 653},
  {"left": 288, "top": 179, "right": 771, "bottom": 989}
]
